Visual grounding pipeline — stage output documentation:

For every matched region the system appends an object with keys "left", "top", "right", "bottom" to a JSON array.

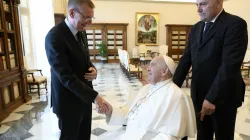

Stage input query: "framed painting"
[{"left": 135, "top": 12, "right": 159, "bottom": 46}]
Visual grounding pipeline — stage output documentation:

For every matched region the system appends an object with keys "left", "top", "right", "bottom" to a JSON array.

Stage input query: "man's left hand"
[
  {"left": 200, "top": 99, "right": 216, "bottom": 121},
  {"left": 84, "top": 67, "right": 97, "bottom": 81}
]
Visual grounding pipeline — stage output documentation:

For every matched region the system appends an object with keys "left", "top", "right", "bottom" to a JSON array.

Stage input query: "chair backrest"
[
  {"left": 123, "top": 50, "right": 129, "bottom": 69},
  {"left": 159, "top": 45, "right": 168, "bottom": 56},
  {"left": 121, "top": 50, "right": 126, "bottom": 66},
  {"left": 243, "top": 50, "right": 250, "bottom": 62},
  {"left": 139, "top": 44, "right": 147, "bottom": 54},
  {"left": 118, "top": 49, "right": 122, "bottom": 62},
  {"left": 132, "top": 47, "right": 139, "bottom": 58}
]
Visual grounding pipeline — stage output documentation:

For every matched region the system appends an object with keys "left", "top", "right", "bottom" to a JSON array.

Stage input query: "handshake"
[{"left": 94, "top": 95, "right": 113, "bottom": 116}]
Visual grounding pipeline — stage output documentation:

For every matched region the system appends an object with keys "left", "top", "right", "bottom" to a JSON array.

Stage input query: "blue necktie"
[{"left": 202, "top": 22, "right": 213, "bottom": 42}]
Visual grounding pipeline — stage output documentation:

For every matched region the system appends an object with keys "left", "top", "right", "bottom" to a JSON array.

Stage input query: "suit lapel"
[
  {"left": 77, "top": 31, "right": 89, "bottom": 50},
  {"left": 197, "top": 22, "right": 205, "bottom": 46},
  {"left": 61, "top": 21, "right": 81, "bottom": 51},
  {"left": 198, "top": 10, "right": 226, "bottom": 51},
  {"left": 60, "top": 21, "right": 89, "bottom": 63}
]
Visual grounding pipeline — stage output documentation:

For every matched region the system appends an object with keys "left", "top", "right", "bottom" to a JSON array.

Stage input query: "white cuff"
[{"left": 107, "top": 108, "right": 127, "bottom": 125}]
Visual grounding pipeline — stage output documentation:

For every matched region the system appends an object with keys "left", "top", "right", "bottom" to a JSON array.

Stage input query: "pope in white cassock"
[{"left": 99, "top": 55, "right": 197, "bottom": 140}]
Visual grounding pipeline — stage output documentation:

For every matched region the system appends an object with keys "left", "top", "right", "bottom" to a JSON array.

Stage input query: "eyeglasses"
[{"left": 74, "top": 9, "right": 95, "bottom": 22}]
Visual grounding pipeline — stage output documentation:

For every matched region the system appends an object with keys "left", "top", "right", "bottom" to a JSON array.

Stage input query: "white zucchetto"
[{"left": 162, "top": 55, "right": 176, "bottom": 75}]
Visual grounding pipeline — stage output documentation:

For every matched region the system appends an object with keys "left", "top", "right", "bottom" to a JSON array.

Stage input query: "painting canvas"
[{"left": 136, "top": 12, "right": 159, "bottom": 46}]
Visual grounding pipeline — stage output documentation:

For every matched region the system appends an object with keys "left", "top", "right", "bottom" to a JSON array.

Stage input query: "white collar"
[
  {"left": 65, "top": 18, "right": 78, "bottom": 36},
  {"left": 150, "top": 78, "right": 172, "bottom": 92},
  {"left": 127, "top": 78, "right": 172, "bottom": 119}
]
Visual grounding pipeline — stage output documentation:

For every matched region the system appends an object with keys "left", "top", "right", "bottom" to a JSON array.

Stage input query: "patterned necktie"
[
  {"left": 202, "top": 22, "right": 213, "bottom": 41},
  {"left": 76, "top": 31, "right": 91, "bottom": 66},
  {"left": 76, "top": 31, "right": 84, "bottom": 46}
]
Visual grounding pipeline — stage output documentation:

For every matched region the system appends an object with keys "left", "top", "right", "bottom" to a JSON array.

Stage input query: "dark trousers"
[
  {"left": 196, "top": 106, "right": 237, "bottom": 140},
  {"left": 57, "top": 113, "right": 92, "bottom": 140},
  {"left": 182, "top": 137, "right": 188, "bottom": 140}
]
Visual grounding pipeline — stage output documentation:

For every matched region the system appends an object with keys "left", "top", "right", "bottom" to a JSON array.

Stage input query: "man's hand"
[
  {"left": 95, "top": 95, "right": 113, "bottom": 115},
  {"left": 200, "top": 99, "right": 216, "bottom": 121},
  {"left": 102, "top": 101, "right": 113, "bottom": 116},
  {"left": 84, "top": 67, "right": 97, "bottom": 81},
  {"left": 94, "top": 95, "right": 107, "bottom": 114}
]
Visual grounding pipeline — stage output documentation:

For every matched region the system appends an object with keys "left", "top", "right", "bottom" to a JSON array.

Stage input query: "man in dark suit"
[
  {"left": 174, "top": 0, "right": 248, "bottom": 140},
  {"left": 45, "top": 0, "right": 108, "bottom": 139}
]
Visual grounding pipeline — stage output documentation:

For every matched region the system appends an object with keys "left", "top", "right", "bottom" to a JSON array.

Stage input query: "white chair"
[
  {"left": 139, "top": 44, "right": 147, "bottom": 58},
  {"left": 139, "top": 44, "right": 152, "bottom": 64},
  {"left": 132, "top": 47, "right": 139, "bottom": 58},
  {"left": 118, "top": 49, "right": 123, "bottom": 65},
  {"left": 124, "top": 50, "right": 142, "bottom": 79},
  {"left": 118, "top": 49, "right": 127, "bottom": 72}
]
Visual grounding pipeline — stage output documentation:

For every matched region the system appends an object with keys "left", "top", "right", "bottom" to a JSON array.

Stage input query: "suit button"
[{"left": 198, "top": 52, "right": 200, "bottom": 55}]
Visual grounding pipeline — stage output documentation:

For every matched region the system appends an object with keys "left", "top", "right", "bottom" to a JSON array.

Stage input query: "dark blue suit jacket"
[
  {"left": 174, "top": 10, "right": 248, "bottom": 112},
  {"left": 45, "top": 20, "right": 98, "bottom": 116}
]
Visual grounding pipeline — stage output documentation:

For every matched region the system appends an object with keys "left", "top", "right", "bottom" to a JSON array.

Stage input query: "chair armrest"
[
  {"left": 242, "top": 61, "right": 250, "bottom": 67},
  {"left": 27, "top": 72, "right": 35, "bottom": 82},
  {"left": 139, "top": 53, "right": 145, "bottom": 57},
  {"left": 27, "top": 69, "right": 43, "bottom": 76},
  {"left": 150, "top": 52, "right": 160, "bottom": 57}
]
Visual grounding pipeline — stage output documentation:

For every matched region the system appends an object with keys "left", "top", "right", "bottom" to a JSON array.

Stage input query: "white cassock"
[{"left": 100, "top": 79, "right": 196, "bottom": 140}]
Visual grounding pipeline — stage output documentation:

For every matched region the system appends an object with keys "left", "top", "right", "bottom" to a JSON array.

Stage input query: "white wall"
[
  {"left": 19, "top": 0, "right": 55, "bottom": 77},
  {"left": 53, "top": 0, "right": 67, "bottom": 14},
  {"left": 60, "top": 0, "right": 249, "bottom": 60},
  {"left": 89, "top": 1, "right": 198, "bottom": 54},
  {"left": 61, "top": 0, "right": 198, "bottom": 54},
  {"left": 19, "top": 0, "right": 34, "bottom": 68},
  {"left": 29, "top": 0, "right": 55, "bottom": 77}
]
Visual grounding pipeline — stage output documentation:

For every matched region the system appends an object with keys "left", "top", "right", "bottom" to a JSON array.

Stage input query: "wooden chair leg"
[
  {"left": 45, "top": 81, "right": 48, "bottom": 93},
  {"left": 37, "top": 84, "right": 40, "bottom": 97},
  {"left": 136, "top": 72, "right": 139, "bottom": 79},
  {"left": 28, "top": 85, "right": 31, "bottom": 93},
  {"left": 186, "top": 78, "right": 189, "bottom": 87}
]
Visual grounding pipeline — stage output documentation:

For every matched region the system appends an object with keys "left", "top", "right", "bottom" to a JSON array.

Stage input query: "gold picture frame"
[{"left": 135, "top": 12, "right": 159, "bottom": 46}]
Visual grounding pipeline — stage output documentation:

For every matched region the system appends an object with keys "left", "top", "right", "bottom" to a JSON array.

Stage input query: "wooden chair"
[
  {"left": 27, "top": 69, "right": 48, "bottom": 96},
  {"left": 241, "top": 61, "right": 250, "bottom": 78},
  {"left": 23, "top": 56, "right": 48, "bottom": 96},
  {"left": 243, "top": 78, "right": 250, "bottom": 91},
  {"left": 124, "top": 51, "right": 143, "bottom": 80}
]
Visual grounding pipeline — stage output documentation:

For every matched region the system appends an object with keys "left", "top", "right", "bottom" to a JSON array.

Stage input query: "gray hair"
[{"left": 68, "top": 0, "right": 95, "bottom": 10}]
